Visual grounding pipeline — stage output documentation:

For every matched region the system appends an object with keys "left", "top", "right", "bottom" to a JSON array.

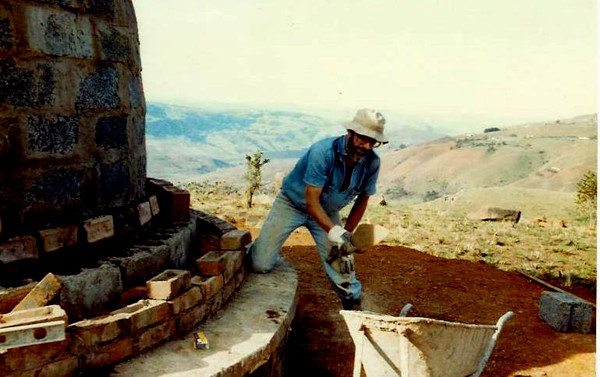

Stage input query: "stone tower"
[{"left": 0, "top": 0, "right": 146, "bottom": 237}]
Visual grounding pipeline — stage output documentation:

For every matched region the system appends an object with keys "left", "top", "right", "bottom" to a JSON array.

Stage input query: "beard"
[{"left": 346, "top": 138, "right": 368, "bottom": 162}]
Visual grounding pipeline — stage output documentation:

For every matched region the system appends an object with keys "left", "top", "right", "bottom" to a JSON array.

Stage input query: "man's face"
[{"left": 347, "top": 131, "right": 380, "bottom": 159}]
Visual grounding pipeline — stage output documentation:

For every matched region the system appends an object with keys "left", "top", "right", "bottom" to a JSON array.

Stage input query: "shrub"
[
  {"left": 575, "top": 171, "right": 597, "bottom": 226},
  {"left": 244, "top": 150, "right": 270, "bottom": 208}
]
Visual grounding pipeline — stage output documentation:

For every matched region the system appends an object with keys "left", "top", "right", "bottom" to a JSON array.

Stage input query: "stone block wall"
[{"left": 0, "top": 0, "right": 145, "bottom": 234}]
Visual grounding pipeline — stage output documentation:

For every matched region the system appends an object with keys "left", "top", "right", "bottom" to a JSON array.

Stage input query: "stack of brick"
[{"left": 0, "top": 213, "right": 254, "bottom": 376}]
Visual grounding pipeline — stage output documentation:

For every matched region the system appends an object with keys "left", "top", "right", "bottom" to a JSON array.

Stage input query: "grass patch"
[{"left": 186, "top": 181, "right": 596, "bottom": 291}]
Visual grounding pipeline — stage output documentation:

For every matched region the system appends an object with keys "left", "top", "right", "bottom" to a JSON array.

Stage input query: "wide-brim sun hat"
[{"left": 343, "top": 108, "right": 388, "bottom": 144}]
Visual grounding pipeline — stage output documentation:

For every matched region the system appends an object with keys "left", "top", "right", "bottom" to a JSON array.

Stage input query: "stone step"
[{"left": 111, "top": 260, "right": 298, "bottom": 377}]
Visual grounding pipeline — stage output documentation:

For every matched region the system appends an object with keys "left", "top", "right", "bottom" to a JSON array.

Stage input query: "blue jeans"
[{"left": 247, "top": 191, "right": 362, "bottom": 300}]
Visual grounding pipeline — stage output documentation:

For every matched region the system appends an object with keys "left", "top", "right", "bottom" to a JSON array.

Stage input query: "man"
[{"left": 247, "top": 108, "right": 387, "bottom": 310}]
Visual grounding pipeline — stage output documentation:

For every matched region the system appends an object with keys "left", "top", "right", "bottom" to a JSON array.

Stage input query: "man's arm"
[
  {"left": 305, "top": 184, "right": 336, "bottom": 232},
  {"left": 344, "top": 193, "right": 370, "bottom": 232}
]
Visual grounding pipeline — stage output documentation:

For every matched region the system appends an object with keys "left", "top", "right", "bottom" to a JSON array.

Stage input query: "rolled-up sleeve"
[{"left": 303, "top": 144, "right": 332, "bottom": 188}]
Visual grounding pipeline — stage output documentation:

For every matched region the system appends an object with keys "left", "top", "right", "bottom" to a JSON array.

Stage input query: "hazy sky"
[{"left": 135, "top": 0, "right": 597, "bottom": 126}]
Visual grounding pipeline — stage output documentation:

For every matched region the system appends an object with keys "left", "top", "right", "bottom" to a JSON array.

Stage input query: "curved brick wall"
[{"left": 0, "top": 0, "right": 146, "bottom": 233}]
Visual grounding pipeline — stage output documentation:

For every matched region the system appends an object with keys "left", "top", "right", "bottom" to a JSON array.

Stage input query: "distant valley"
[
  {"left": 145, "top": 102, "right": 447, "bottom": 182},
  {"left": 145, "top": 103, "right": 597, "bottom": 201}
]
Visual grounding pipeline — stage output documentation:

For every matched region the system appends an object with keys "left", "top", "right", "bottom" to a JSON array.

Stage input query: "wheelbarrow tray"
[{"left": 341, "top": 310, "right": 509, "bottom": 377}]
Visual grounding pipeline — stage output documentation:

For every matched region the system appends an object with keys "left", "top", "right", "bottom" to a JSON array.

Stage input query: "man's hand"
[{"left": 328, "top": 225, "right": 352, "bottom": 245}]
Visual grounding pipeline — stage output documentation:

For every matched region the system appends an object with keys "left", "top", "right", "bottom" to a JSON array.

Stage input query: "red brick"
[
  {"left": 34, "top": 356, "right": 78, "bottom": 377},
  {"left": 220, "top": 230, "right": 252, "bottom": 250},
  {"left": 135, "top": 320, "right": 175, "bottom": 353},
  {"left": 137, "top": 201, "right": 152, "bottom": 226},
  {"left": 1, "top": 305, "right": 67, "bottom": 328},
  {"left": 222, "top": 250, "right": 244, "bottom": 282},
  {"left": 222, "top": 278, "right": 236, "bottom": 303},
  {"left": 38, "top": 225, "right": 78, "bottom": 253},
  {"left": 111, "top": 299, "right": 171, "bottom": 332},
  {"left": 69, "top": 313, "right": 127, "bottom": 350},
  {"left": 149, "top": 195, "right": 160, "bottom": 216},
  {"left": 165, "top": 186, "right": 190, "bottom": 207},
  {"left": 192, "top": 275, "right": 224, "bottom": 299},
  {"left": 196, "top": 251, "right": 226, "bottom": 276},
  {"left": 171, "top": 205, "right": 189, "bottom": 218},
  {"left": 169, "top": 286, "right": 203, "bottom": 314},
  {"left": 176, "top": 304, "right": 208, "bottom": 333},
  {"left": 0, "top": 235, "right": 39, "bottom": 264},
  {"left": 118, "top": 286, "right": 147, "bottom": 307},
  {"left": 82, "top": 337, "right": 133, "bottom": 368},
  {"left": 0, "top": 336, "right": 70, "bottom": 373},
  {"left": 196, "top": 234, "right": 220, "bottom": 255},
  {"left": 146, "top": 269, "right": 191, "bottom": 300},
  {"left": 82, "top": 215, "right": 114, "bottom": 243},
  {"left": 235, "top": 268, "right": 247, "bottom": 289}
]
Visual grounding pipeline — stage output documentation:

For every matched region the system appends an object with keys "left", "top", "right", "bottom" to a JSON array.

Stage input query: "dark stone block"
[
  {"left": 75, "top": 67, "right": 119, "bottom": 110},
  {"left": 0, "top": 17, "right": 14, "bottom": 51},
  {"left": 0, "top": 60, "right": 34, "bottom": 107},
  {"left": 96, "top": 116, "right": 127, "bottom": 149},
  {"left": 27, "top": 115, "right": 78, "bottom": 154},
  {"left": 133, "top": 116, "right": 145, "bottom": 144},
  {"left": 26, "top": 168, "right": 83, "bottom": 205},
  {"left": 36, "top": 64, "right": 55, "bottom": 106},
  {"left": 129, "top": 76, "right": 143, "bottom": 109},
  {"left": 84, "top": 0, "right": 115, "bottom": 18},
  {"left": 100, "top": 161, "right": 129, "bottom": 204},
  {"left": 98, "top": 23, "right": 130, "bottom": 61}
]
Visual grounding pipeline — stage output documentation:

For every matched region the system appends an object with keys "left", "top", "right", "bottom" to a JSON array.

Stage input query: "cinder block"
[
  {"left": 11, "top": 273, "right": 62, "bottom": 312},
  {"left": 111, "top": 299, "right": 171, "bottom": 332},
  {"left": 149, "top": 195, "right": 160, "bottom": 216},
  {"left": 0, "top": 320, "right": 66, "bottom": 350},
  {"left": 191, "top": 275, "right": 224, "bottom": 300},
  {"left": 169, "top": 287, "right": 203, "bottom": 315},
  {"left": 82, "top": 215, "right": 114, "bottom": 243},
  {"left": 196, "top": 251, "right": 227, "bottom": 276},
  {"left": 135, "top": 320, "right": 175, "bottom": 353},
  {"left": 110, "top": 245, "right": 169, "bottom": 287},
  {"left": 146, "top": 269, "right": 191, "bottom": 300},
  {"left": 82, "top": 337, "right": 133, "bottom": 369},
  {"left": 69, "top": 313, "right": 127, "bottom": 350},
  {"left": 220, "top": 230, "right": 252, "bottom": 250},
  {"left": 39, "top": 225, "right": 78, "bottom": 252},
  {"left": 0, "top": 235, "right": 39, "bottom": 264},
  {"left": 539, "top": 291, "right": 594, "bottom": 333},
  {"left": 60, "top": 263, "right": 123, "bottom": 320}
]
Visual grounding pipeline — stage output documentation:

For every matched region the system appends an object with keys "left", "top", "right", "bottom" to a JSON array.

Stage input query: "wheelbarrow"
[{"left": 340, "top": 304, "right": 513, "bottom": 377}]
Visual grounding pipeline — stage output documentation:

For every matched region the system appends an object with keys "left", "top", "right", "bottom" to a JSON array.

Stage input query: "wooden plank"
[
  {"left": 518, "top": 271, "right": 596, "bottom": 308},
  {"left": 11, "top": 273, "right": 63, "bottom": 312}
]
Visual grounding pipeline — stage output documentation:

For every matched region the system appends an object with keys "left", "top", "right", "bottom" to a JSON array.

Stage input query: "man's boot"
[{"left": 341, "top": 297, "right": 362, "bottom": 311}]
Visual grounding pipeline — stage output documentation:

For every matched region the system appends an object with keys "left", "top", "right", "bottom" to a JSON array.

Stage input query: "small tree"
[
  {"left": 244, "top": 150, "right": 269, "bottom": 208},
  {"left": 576, "top": 171, "right": 597, "bottom": 226}
]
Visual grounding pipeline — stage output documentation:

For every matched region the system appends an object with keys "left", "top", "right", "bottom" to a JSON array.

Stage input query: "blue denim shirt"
[{"left": 281, "top": 135, "right": 380, "bottom": 214}]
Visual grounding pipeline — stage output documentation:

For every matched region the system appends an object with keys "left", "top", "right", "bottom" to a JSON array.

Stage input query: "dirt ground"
[{"left": 279, "top": 233, "right": 596, "bottom": 377}]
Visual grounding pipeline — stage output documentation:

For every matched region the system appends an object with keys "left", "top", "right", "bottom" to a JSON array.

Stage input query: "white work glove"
[{"left": 328, "top": 225, "right": 352, "bottom": 245}]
